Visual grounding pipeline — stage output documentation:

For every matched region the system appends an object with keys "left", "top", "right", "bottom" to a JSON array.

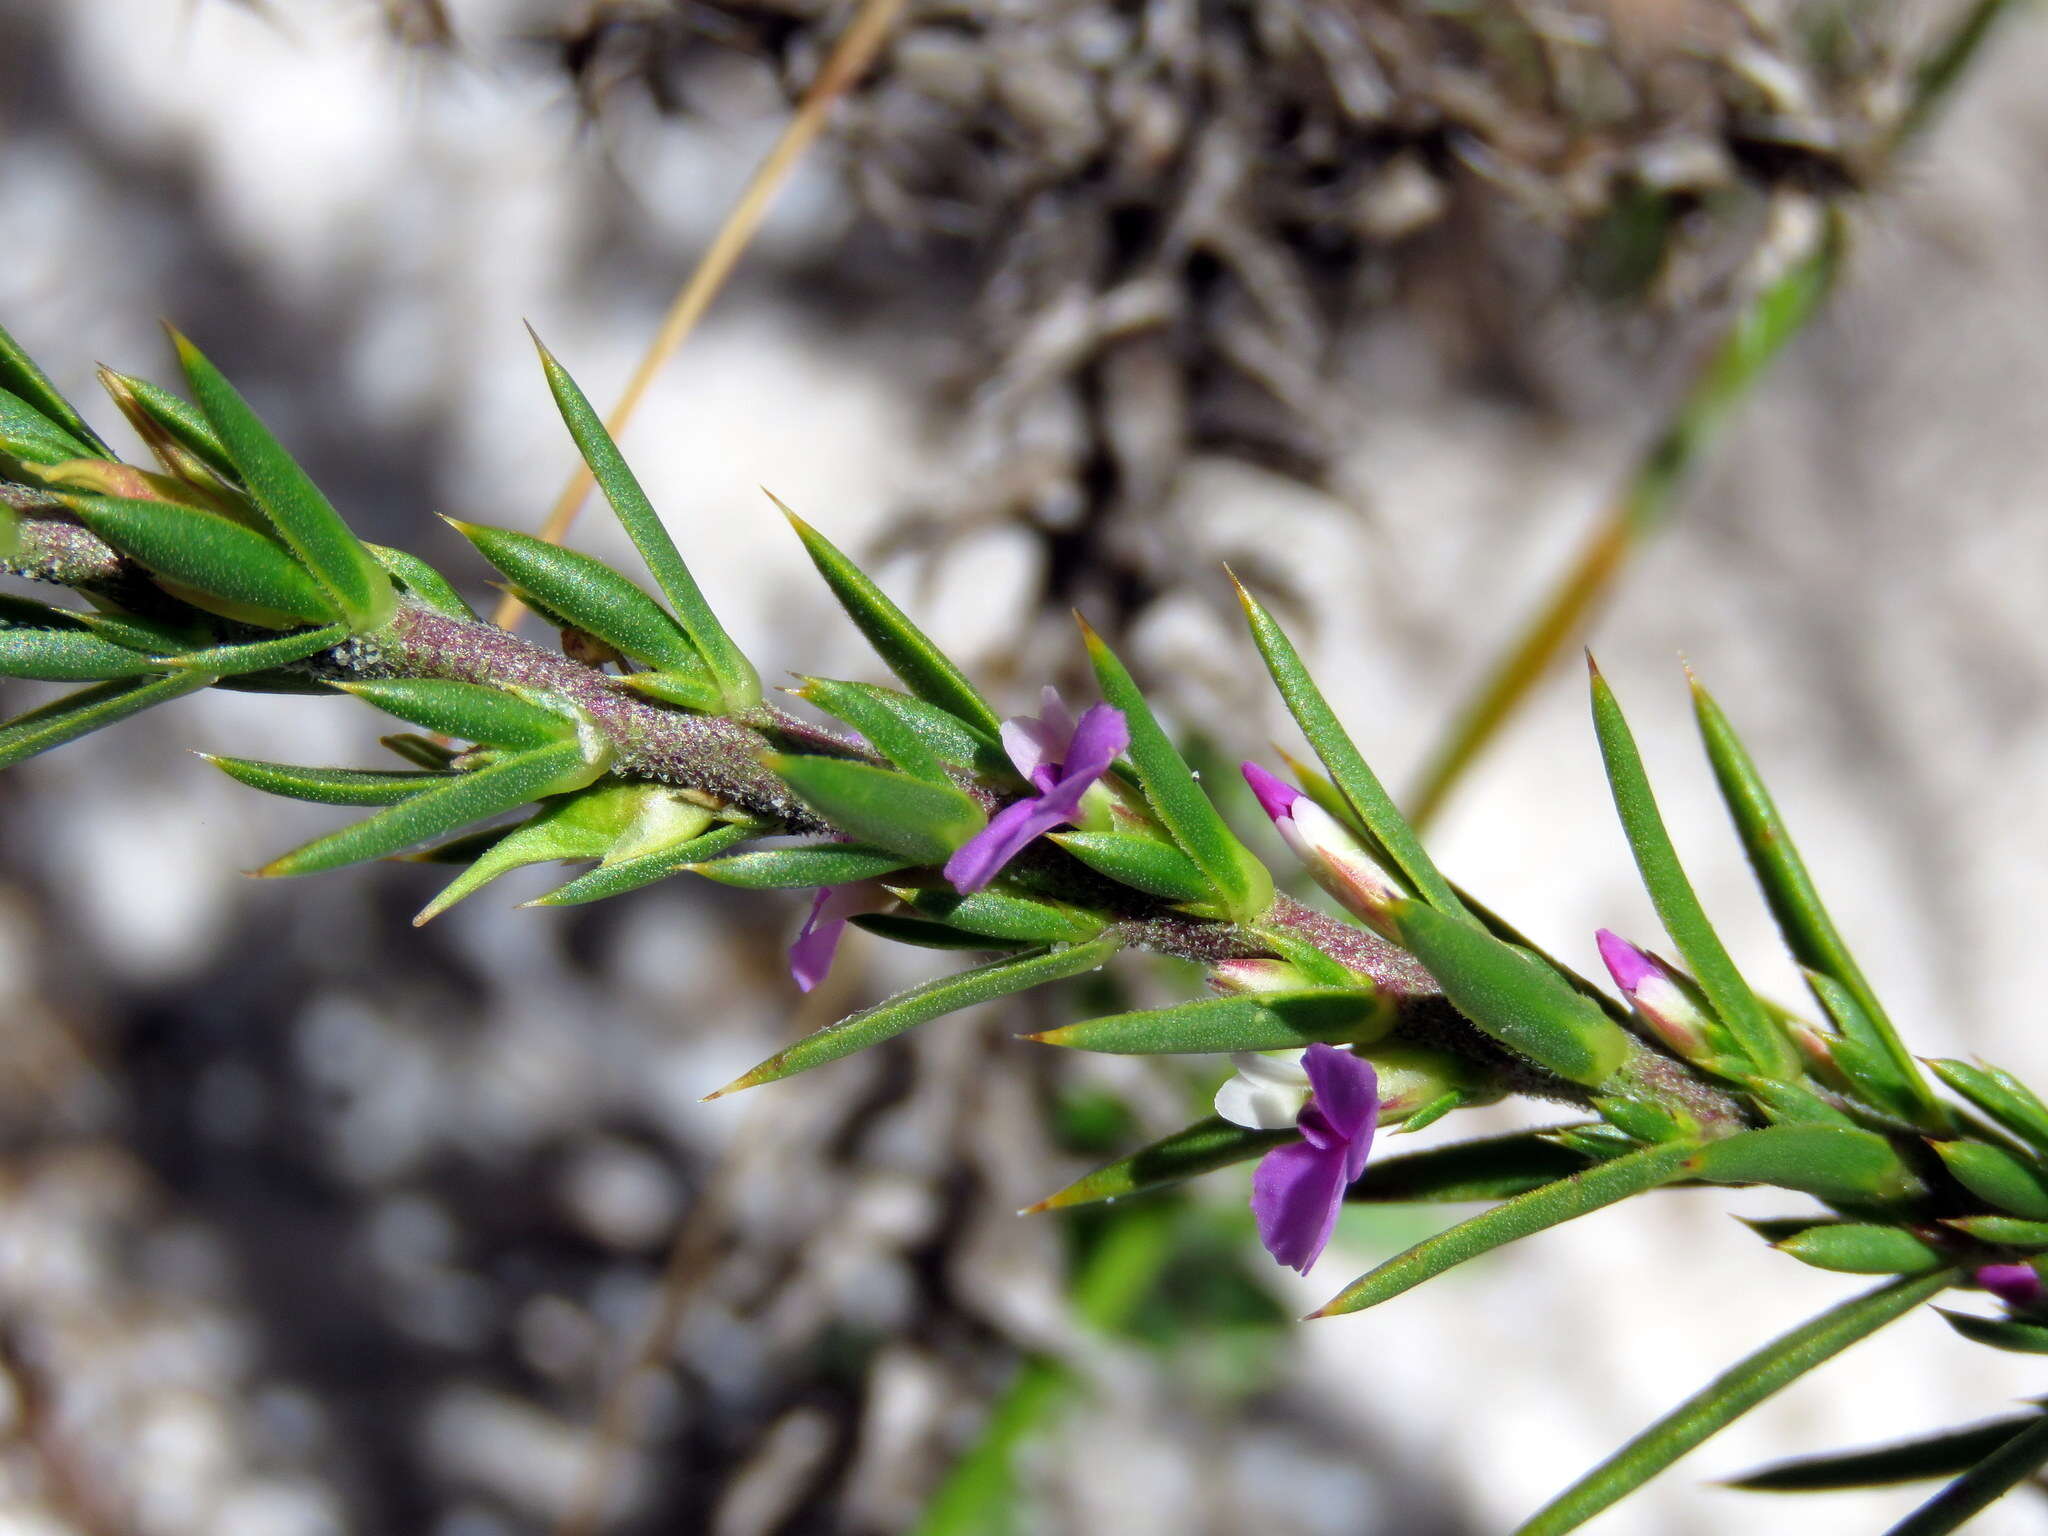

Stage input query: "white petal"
[
  {"left": 1229, "top": 1049, "right": 1309, "bottom": 1086},
  {"left": 1215, "top": 1059, "right": 1312, "bottom": 1130}
]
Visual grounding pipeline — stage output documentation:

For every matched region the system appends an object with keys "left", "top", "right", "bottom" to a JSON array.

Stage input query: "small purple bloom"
[
  {"left": 944, "top": 687, "right": 1128, "bottom": 893},
  {"left": 1241, "top": 761, "right": 1403, "bottom": 937},
  {"left": 1977, "top": 1262, "right": 2043, "bottom": 1310},
  {"left": 1596, "top": 928, "right": 1711, "bottom": 1059},
  {"left": 789, "top": 881, "right": 889, "bottom": 993},
  {"left": 1251, "top": 1043, "right": 1380, "bottom": 1274}
]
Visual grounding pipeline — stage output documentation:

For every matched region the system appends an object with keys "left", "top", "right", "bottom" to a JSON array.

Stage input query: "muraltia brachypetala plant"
[{"left": 4, "top": 318, "right": 2048, "bottom": 1533}]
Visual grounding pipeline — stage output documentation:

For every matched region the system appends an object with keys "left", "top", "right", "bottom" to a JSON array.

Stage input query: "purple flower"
[
  {"left": 944, "top": 687, "right": 1128, "bottom": 893},
  {"left": 1249, "top": 1043, "right": 1380, "bottom": 1274},
  {"left": 1977, "top": 1262, "right": 2043, "bottom": 1310},
  {"left": 789, "top": 881, "right": 890, "bottom": 993},
  {"left": 1596, "top": 929, "right": 1712, "bottom": 1060}
]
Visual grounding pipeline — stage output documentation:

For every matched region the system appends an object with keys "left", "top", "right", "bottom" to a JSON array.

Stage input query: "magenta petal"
[
  {"left": 944, "top": 796, "right": 1071, "bottom": 892},
  {"left": 1978, "top": 1262, "right": 2044, "bottom": 1309},
  {"left": 1001, "top": 716, "right": 1064, "bottom": 785},
  {"left": 1302, "top": 1043, "right": 1379, "bottom": 1152},
  {"left": 1241, "top": 761, "right": 1300, "bottom": 824},
  {"left": 790, "top": 889, "right": 848, "bottom": 993},
  {"left": 1062, "top": 704, "right": 1128, "bottom": 782},
  {"left": 1252, "top": 1140, "right": 1349, "bottom": 1274},
  {"left": 1596, "top": 929, "right": 1660, "bottom": 994}
]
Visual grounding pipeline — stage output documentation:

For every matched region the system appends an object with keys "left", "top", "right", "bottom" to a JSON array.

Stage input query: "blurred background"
[{"left": 3, "top": 0, "right": 2048, "bottom": 1531}]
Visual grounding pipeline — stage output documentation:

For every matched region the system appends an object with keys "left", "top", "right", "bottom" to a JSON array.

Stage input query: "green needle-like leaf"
[
  {"left": 850, "top": 914, "right": 1030, "bottom": 951},
  {"left": 1049, "top": 830, "right": 1212, "bottom": 903},
  {"left": 1944, "top": 1215, "right": 2048, "bottom": 1248},
  {"left": 1025, "top": 1116, "right": 1296, "bottom": 1212},
  {"left": 1938, "top": 1309, "right": 2048, "bottom": 1354},
  {"left": 1346, "top": 1130, "right": 1602, "bottom": 1204},
  {"left": 532, "top": 818, "right": 761, "bottom": 906},
  {"left": 72, "top": 493, "right": 342, "bottom": 627},
  {"left": 779, "top": 504, "right": 1002, "bottom": 738},
  {"left": 1590, "top": 663, "right": 1790, "bottom": 1077},
  {"left": 1693, "top": 678, "right": 1942, "bottom": 1125},
  {"left": 0, "top": 625, "right": 167, "bottom": 681},
  {"left": 1394, "top": 900, "right": 1632, "bottom": 1088},
  {"left": 1233, "top": 575, "right": 1466, "bottom": 918},
  {"left": 258, "top": 738, "right": 598, "bottom": 877},
  {"left": 205, "top": 756, "right": 453, "bottom": 806},
  {"left": 1727, "top": 1415, "right": 2042, "bottom": 1492},
  {"left": 1774, "top": 1224, "right": 1944, "bottom": 1275},
  {"left": 707, "top": 938, "right": 1122, "bottom": 1096},
  {"left": 1684, "top": 1123, "right": 1923, "bottom": 1205},
  {"left": 1516, "top": 1270, "right": 1957, "bottom": 1535},
  {"left": 414, "top": 777, "right": 656, "bottom": 924},
  {"left": 893, "top": 886, "right": 1108, "bottom": 944},
  {"left": 340, "top": 678, "right": 578, "bottom": 752},
  {"left": 767, "top": 752, "right": 985, "bottom": 864},
  {"left": 531, "top": 336, "right": 759, "bottom": 709},
  {"left": 101, "top": 371, "right": 238, "bottom": 483},
  {"left": 171, "top": 330, "right": 394, "bottom": 631},
  {"left": 1081, "top": 618, "right": 1271, "bottom": 923},
  {"left": 1927, "top": 1060, "right": 2048, "bottom": 1155},
  {"left": 688, "top": 843, "right": 912, "bottom": 890},
  {"left": 1028, "top": 990, "right": 1389, "bottom": 1055},
  {"left": 0, "top": 669, "right": 213, "bottom": 769},
  {"left": 0, "top": 387, "right": 97, "bottom": 466},
  {"left": 450, "top": 519, "right": 699, "bottom": 670},
  {"left": 0, "top": 320, "right": 108, "bottom": 454},
  {"left": 795, "top": 678, "right": 1007, "bottom": 777},
  {"left": 618, "top": 667, "right": 725, "bottom": 713},
  {"left": 793, "top": 675, "right": 953, "bottom": 784},
  {"left": 1313, "top": 1140, "right": 1700, "bottom": 1318},
  {"left": 1931, "top": 1140, "right": 2048, "bottom": 1221},
  {"left": 163, "top": 622, "right": 348, "bottom": 677},
  {"left": 366, "top": 544, "right": 476, "bottom": 621},
  {"left": 1882, "top": 1412, "right": 2048, "bottom": 1536}
]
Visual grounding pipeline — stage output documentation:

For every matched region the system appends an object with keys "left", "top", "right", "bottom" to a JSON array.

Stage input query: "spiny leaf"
[
  {"left": 1694, "top": 678, "right": 1943, "bottom": 1126},
  {"left": 618, "top": 666, "right": 725, "bottom": 712},
  {"left": 1938, "top": 1309, "right": 2048, "bottom": 1354},
  {"left": 414, "top": 778, "right": 656, "bottom": 924},
  {"left": 1944, "top": 1216, "right": 2048, "bottom": 1248},
  {"left": 531, "top": 818, "right": 761, "bottom": 906},
  {"left": 1881, "top": 1411, "right": 2048, "bottom": 1536},
  {"left": 1927, "top": 1060, "right": 2048, "bottom": 1156},
  {"left": 258, "top": 738, "right": 599, "bottom": 877},
  {"left": 531, "top": 335, "right": 759, "bottom": 709},
  {"left": 1930, "top": 1140, "right": 2048, "bottom": 1221},
  {"left": 161, "top": 622, "right": 348, "bottom": 678},
  {"left": 890, "top": 885, "right": 1108, "bottom": 944},
  {"left": 171, "top": 329, "right": 394, "bottom": 631},
  {"left": 1081, "top": 617, "right": 1271, "bottom": 923},
  {"left": 0, "top": 625, "right": 166, "bottom": 681},
  {"left": 1684, "top": 1124, "right": 1923, "bottom": 1205},
  {"left": 1028, "top": 990, "right": 1389, "bottom": 1055},
  {"left": 205, "top": 756, "right": 453, "bottom": 807},
  {"left": 1050, "top": 830, "right": 1212, "bottom": 903},
  {"left": 1515, "top": 1270, "right": 1957, "bottom": 1535},
  {"left": 340, "top": 678, "right": 578, "bottom": 751},
  {"left": 1589, "top": 663, "right": 1791, "bottom": 1077},
  {"left": 449, "top": 519, "right": 698, "bottom": 669},
  {"left": 779, "top": 503, "right": 1001, "bottom": 739},
  {"left": 1727, "top": 1414, "right": 2042, "bottom": 1492},
  {"left": 0, "top": 669, "right": 213, "bottom": 769},
  {"left": 767, "top": 752, "right": 985, "bottom": 865},
  {"left": 708, "top": 938, "right": 1122, "bottom": 1096},
  {"left": 99, "top": 370, "right": 238, "bottom": 483},
  {"left": 688, "top": 843, "right": 912, "bottom": 890},
  {"left": 0, "top": 388, "right": 97, "bottom": 466},
  {"left": 1774, "top": 1224, "right": 1945, "bottom": 1275},
  {"left": 367, "top": 543, "right": 475, "bottom": 622},
  {"left": 0, "top": 321, "right": 108, "bottom": 454},
  {"left": 795, "top": 678, "right": 1007, "bottom": 776},
  {"left": 1346, "top": 1129, "right": 1602, "bottom": 1204},
  {"left": 72, "top": 493, "right": 341, "bottom": 627},
  {"left": 1806, "top": 971, "right": 1927, "bottom": 1123},
  {"left": 1312, "top": 1140, "right": 1701, "bottom": 1318},
  {"left": 793, "top": 675, "right": 953, "bottom": 784},
  {"left": 1394, "top": 900, "right": 1632, "bottom": 1088},
  {"left": 1024, "top": 1116, "right": 1295, "bottom": 1213},
  {"left": 1233, "top": 576, "right": 1466, "bottom": 918},
  {"left": 851, "top": 914, "right": 1030, "bottom": 951}
]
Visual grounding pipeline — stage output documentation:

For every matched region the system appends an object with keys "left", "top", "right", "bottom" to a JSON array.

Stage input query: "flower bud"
[
  {"left": 1596, "top": 929, "right": 1716, "bottom": 1061},
  {"left": 1976, "top": 1261, "right": 2044, "bottom": 1311},
  {"left": 1242, "top": 762, "right": 1406, "bottom": 939}
]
